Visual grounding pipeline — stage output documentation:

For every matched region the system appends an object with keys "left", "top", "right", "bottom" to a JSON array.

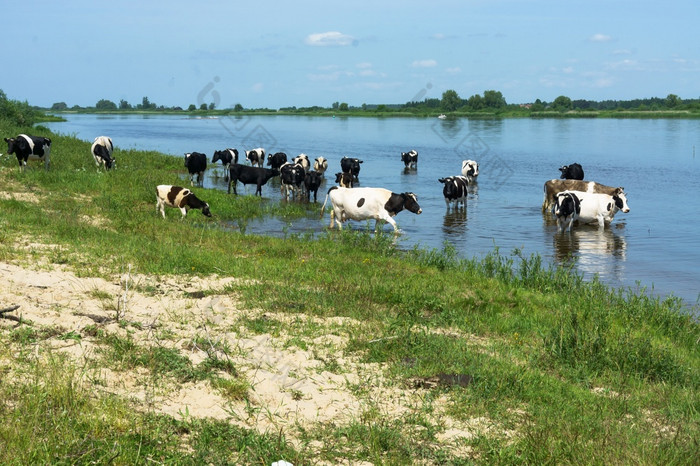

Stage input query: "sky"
[{"left": 3, "top": 0, "right": 699, "bottom": 109}]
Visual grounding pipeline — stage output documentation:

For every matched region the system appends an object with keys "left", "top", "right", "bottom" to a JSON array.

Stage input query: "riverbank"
[{"left": 1, "top": 126, "right": 698, "bottom": 464}]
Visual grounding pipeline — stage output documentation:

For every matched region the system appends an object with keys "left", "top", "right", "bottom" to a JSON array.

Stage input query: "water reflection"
[
  {"left": 552, "top": 226, "right": 627, "bottom": 280},
  {"left": 442, "top": 208, "right": 468, "bottom": 237}
]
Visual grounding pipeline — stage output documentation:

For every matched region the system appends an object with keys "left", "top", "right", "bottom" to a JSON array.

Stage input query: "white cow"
[
  {"left": 321, "top": 186, "right": 422, "bottom": 233},
  {"left": 313, "top": 156, "right": 328, "bottom": 175},
  {"left": 558, "top": 188, "right": 630, "bottom": 228},
  {"left": 91, "top": 136, "right": 115, "bottom": 169},
  {"left": 461, "top": 160, "right": 479, "bottom": 181}
]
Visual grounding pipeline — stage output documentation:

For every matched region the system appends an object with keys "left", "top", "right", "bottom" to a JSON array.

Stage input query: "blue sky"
[{"left": 4, "top": 0, "right": 698, "bottom": 109}]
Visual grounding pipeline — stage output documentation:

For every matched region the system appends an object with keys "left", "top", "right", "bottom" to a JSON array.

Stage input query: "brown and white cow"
[
  {"left": 542, "top": 179, "right": 622, "bottom": 213},
  {"left": 156, "top": 185, "right": 211, "bottom": 219},
  {"left": 321, "top": 186, "right": 422, "bottom": 233}
]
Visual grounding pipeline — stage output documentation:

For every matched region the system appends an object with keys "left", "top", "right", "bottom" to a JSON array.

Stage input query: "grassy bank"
[{"left": 1, "top": 122, "right": 698, "bottom": 464}]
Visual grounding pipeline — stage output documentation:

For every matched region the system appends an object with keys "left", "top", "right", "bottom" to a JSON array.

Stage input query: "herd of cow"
[{"left": 3, "top": 133, "right": 630, "bottom": 234}]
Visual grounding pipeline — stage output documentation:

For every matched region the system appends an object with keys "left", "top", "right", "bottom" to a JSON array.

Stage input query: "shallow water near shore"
[{"left": 46, "top": 114, "right": 700, "bottom": 307}]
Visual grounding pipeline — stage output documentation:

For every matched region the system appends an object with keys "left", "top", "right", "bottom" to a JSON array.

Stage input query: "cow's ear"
[{"left": 3, "top": 137, "right": 11, "bottom": 143}]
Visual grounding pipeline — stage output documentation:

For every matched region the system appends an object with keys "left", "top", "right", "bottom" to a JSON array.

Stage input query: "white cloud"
[
  {"left": 432, "top": 33, "right": 446, "bottom": 40},
  {"left": 589, "top": 33, "right": 612, "bottom": 42},
  {"left": 412, "top": 59, "right": 437, "bottom": 68},
  {"left": 252, "top": 83, "right": 264, "bottom": 92},
  {"left": 356, "top": 62, "right": 373, "bottom": 69},
  {"left": 305, "top": 31, "right": 355, "bottom": 47},
  {"left": 562, "top": 66, "right": 574, "bottom": 74},
  {"left": 446, "top": 67, "right": 462, "bottom": 74}
]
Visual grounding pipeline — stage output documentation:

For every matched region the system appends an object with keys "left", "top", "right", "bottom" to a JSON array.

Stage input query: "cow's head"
[
  {"left": 612, "top": 188, "right": 630, "bottom": 213},
  {"left": 4, "top": 137, "right": 23, "bottom": 155},
  {"left": 212, "top": 150, "right": 223, "bottom": 163},
  {"left": 201, "top": 203, "right": 212, "bottom": 217},
  {"left": 462, "top": 160, "right": 479, "bottom": 177},
  {"left": 385, "top": 192, "right": 422, "bottom": 216}
]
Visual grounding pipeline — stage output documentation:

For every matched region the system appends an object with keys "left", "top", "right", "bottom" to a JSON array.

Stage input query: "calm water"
[{"left": 45, "top": 114, "right": 700, "bottom": 306}]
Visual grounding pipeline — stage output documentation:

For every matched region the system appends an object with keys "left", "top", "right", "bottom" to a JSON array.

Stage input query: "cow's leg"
[
  {"left": 156, "top": 199, "right": 166, "bottom": 218},
  {"left": 179, "top": 207, "right": 187, "bottom": 218}
]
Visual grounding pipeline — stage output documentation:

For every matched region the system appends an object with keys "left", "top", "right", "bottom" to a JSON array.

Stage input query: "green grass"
[{"left": 1, "top": 118, "right": 699, "bottom": 464}]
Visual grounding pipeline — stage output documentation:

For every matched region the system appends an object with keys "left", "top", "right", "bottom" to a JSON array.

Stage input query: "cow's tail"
[{"left": 320, "top": 186, "right": 338, "bottom": 218}]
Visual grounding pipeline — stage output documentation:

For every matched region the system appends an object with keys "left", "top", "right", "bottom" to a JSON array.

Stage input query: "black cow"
[
  {"left": 267, "top": 152, "right": 287, "bottom": 170},
  {"left": 280, "top": 162, "right": 306, "bottom": 200},
  {"left": 340, "top": 156, "right": 363, "bottom": 181},
  {"left": 553, "top": 191, "right": 582, "bottom": 233},
  {"left": 228, "top": 163, "right": 279, "bottom": 196},
  {"left": 91, "top": 136, "right": 115, "bottom": 170},
  {"left": 559, "top": 163, "right": 584, "bottom": 180},
  {"left": 184, "top": 152, "right": 207, "bottom": 186},
  {"left": 334, "top": 172, "right": 353, "bottom": 188},
  {"left": 304, "top": 170, "right": 323, "bottom": 202},
  {"left": 438, "top": 175, "right": 469, "bottom": 210},
  {"left": 401, "top": 150, "right": 418, "bottom": 169},
  {"left": 4, "top": 134, "right": 52, "bottom": 170},
  {"left": 245, "top": 148, "right": 265, "bottom": 167}
]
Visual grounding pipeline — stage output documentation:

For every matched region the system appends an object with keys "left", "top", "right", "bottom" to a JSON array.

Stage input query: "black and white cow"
[
  {"left": 438, "top": 175, "right": 469, "bottom": 210},
  {"left": 334, "top": 172, "right": 353, "bottom": 188},
  {"left": 4, "top": 134, "right": 52, "bottom": 171},
  {"left": 340, "top": 156, "right": 363, "bottom": 182},
  {"left": 556, "top": 188, "right": 630, "bottom": 229},
  {"left": 267, "top": 152, "right": 288, "bottom": 170},
  {"left": 542, "top": 179, "right": 622, "bottom": 213},
  {"left": 304, "top": 170, "right": 323, "bottom": 202},
  {"left": 245, "top": 148, "right": 265, "bottom": 167},
  {"left": 156, "top": 185, "right": 211, "bottom": 219},
  {"left": 461, "top": 160, "right": 479, "bottom": 182},
  {"left": 184, "top": 152, "right": 207, "bottom": 186},
  {"left": 401, "top": 150, "right": 418, "bottom": 169},
  {"left": 321, "top": 186, "right": 422, "bottom": 233},
  {"left": 313, "top": 156, "right": 328, "bottom": 175},
  {"left": 212, "top": 148, "right": 238, "bottom": 179},
  {"left": 559, "top": 163, "right": 584, "bottom": 180},
  {"left": 294, "top": 153, "right": 310, "bottom": 173},
  {"left": 91, "top": 136, "right": 115, "bottom": 170},
  {"left": 228, "top": 163, "right": 279, "bottom": 196},
  {"left": 280, "top": 162, "right": 306, "bottom": 200},
  {"left": 553, "top": 191, "right": 581, "bottom": 233}
]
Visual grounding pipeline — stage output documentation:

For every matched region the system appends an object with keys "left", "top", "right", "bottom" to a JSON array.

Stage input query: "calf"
[
  {"left": 212, "top": 148, "right": 238, "bottom": 178},
  {"left": 91, "top": 136, "right": 115, "bottom": 170},
  {"left": 304, "top": 170, "right": 323, "bottom": 202},
  {"left": 245, "top": 148, "right": 265, "bottom": 167},
  {"left": 334, "top": 172, "right": 353, "bottom": 188},
  {"left": 542, "top": 179, "right": 622, "bottom": 213},
  {"left": 267, "top": 151, "right": 287, "bottom": 170},
  {"left": 461, "top": 160, "right": 479, "bottom": 182},
  {"left": 294, "top": 153, "right": 311, "bottom": 173},
  {"left": 313, "top": 156, "right": 328, "bottom": 175},
  {"left": 228, "top": 163, "right": 279, "bottom": 196},
  {"left": 438, "top": 176, "right": 469, "bottom": 210},
  {"left": 553, "top": 191, "right": 581, "bottom": 233},
  {"left": 4, "top": 134, "right": 51, "bottom": 170},
  {"left": 280, "top": 162, "right": 306, "bottom": 200},
  {"left": 156, "top": 185, "right": 211, "bottom": 219},
  {"left": 321, "top": 186, "right": 422, "bottom": 233},
  {"left": 559, "top": 163, "right": 584, "bottom": 180},
  {"left": 401, "top": 150, "right": 418, "bottom": 169},
  {"left": 184, "top": 152, "right": 207, "bottom": 186},
  {"left": 340, "top": 156, "right": 363, "bottom": 181},
  {"left": 558, "top": 188, "right": 630, "bottom": 228}
]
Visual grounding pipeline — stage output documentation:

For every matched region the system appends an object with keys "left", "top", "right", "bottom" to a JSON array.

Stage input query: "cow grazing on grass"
[
  {"left": 438, "top": 175, "right": 469, "bottom": 210},
  {"left": 245, "top": 148, "right": 265, "bottom": 167},
  {"left": 228, "top": 163, "right": 279, "bottom": 196},
  {"left": 212, "top": 148, "right": 238, "bottom": 179},
  {"left": 321, "top": 186, "right": 422, "bottom": 233},
  {"left": 4, "top": 134, "right": 51, "bottom": 171},
  {"left": 280, "top": 162, "right": 306, "bottom": 200},
  {"left": 461, "top": 160, "right": 479, "bottom": 182},
  {"left": 553, "top": 191, "right": 581, "bottom": 233},
  {"left": 156, "top": 185, "right": 211, "bottom": 219},
  {"left": 334, "top": 172, "right": 353, "bottom": 188},
  {"left": 340, "top": 157, "right": 363, "bottom": 182},
  {"left": 559, "top": 163, "right": 584, "bottom": 180},
  {"left": 542, "top": 179, "right": 622, "bottom": 213},
  {"left": 556, "top": 188, "right": 630, "bottom": 229},
  {"left": 313, "top": 156, "right": 328, "bottom": 175},
  {"left": 304, "top": 170, "right": 323, "bottom": 202},
  {"left": 184, "top": 152, "right": 207, "bottom": 186},
  {"left": 267, "top": 152, "right": 287, "bottom": 170},
  {"left": 401, "top": 150, "right": 418, "bottom": 169},
  {"left": 91, "top": 136, "right": 115, "bottom": 170}
]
